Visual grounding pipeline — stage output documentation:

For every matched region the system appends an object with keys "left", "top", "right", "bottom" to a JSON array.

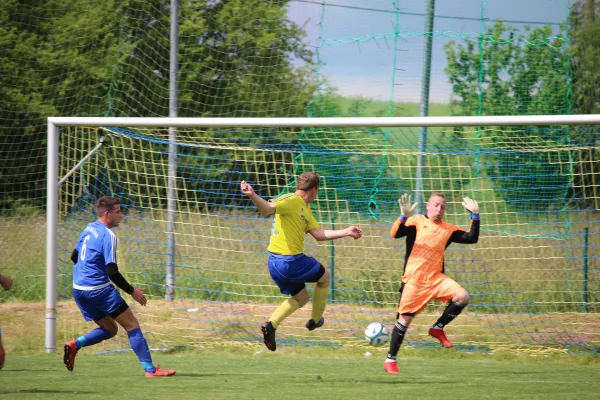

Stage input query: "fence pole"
[
  {"left": 583, "top": 227, "right": 589, "bottom": 312},
  {"left": 329, "top": 216, "right": 336, "bottom": 302}
]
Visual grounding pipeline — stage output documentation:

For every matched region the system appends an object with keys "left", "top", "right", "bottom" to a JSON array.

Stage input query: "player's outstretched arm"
[
  {"left": 0, "top": 274, "right": 13, "bottom": 291},
  {"left": 308, "top": 226, "right": 362, "bottom": 241},
  {"left": 240, "top": 180, "right": 276, "bottom": 216}
]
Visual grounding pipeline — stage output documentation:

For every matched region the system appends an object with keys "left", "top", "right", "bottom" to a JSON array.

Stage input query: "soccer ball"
[{"left": 364, "top": 322, "right": 389, "bottom": 346}]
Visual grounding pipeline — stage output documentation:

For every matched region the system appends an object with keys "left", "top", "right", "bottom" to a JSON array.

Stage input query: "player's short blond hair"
[
  {"left": 296, "top": 172, "right": 320, "bottom": 191},
  {"left": 429, "top": 191, "right": 446, "bottom": 201}
]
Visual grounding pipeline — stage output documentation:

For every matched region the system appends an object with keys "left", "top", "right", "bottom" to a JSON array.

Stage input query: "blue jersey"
[{"left": 72, "top": 221, "right": 118, "bottom": 289}]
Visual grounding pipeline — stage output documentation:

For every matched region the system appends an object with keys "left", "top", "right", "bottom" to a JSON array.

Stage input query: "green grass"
[
  {"left": 308, "top": 96, "right": 454, "bottom": 149},
  {"left": 2, "top": 348, "right": 600, "bottom": 400}
]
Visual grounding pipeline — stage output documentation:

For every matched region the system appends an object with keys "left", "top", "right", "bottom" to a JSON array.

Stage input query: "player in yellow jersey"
[
  {"left": 241, "top": 172, "right": 362, "bottom": 351},
  {"left": 383, "top": 192, "right": 480, "bottom": 374}
]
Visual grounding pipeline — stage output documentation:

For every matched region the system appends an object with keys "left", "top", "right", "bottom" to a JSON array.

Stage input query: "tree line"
[
  {"left": 0, "top": 0, "right": 598, "bottom": 215},
  {"left": 0, "top": 0, "right": 315, "bottom": 213},
  {"left": 444, "top": 0, "right": 600, "bottom": 210}
]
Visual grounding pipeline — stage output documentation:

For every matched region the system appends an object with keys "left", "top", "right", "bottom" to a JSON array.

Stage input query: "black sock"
[
  {"left": 432, "top": 301, "right": 466, "bottom": 329},
  {"left": 386, "top": 322, "right": 408, "bottom": 360}
]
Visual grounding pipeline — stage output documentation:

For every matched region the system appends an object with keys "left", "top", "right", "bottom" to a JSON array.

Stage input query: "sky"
[{"left": 286, "top": 0, "right": 572, "bottom": 104}]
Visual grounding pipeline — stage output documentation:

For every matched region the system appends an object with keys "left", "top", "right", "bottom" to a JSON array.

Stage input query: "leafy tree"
[
  {"left": 444, "top": 21, "right": 571, "bottom": 211},
  {"left": 177, "top": 0, "right": 314, "bottom": 118},
  {"left": 0, "top": 0, "right": 316, "bottom": 211},
  {"left": 569, "top": 0, "right": 600, "bottom": 209}
]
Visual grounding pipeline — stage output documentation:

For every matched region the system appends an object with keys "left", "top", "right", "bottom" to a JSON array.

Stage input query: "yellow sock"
[
  {"left": 269, "top": 298, "right": 300, "bottom": 329},
  {"left": 311, "top": 285, "right": 329, "bottom": 322}
]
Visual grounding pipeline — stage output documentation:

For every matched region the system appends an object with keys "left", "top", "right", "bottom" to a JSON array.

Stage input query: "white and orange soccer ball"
[{"left": 364, "top": 322, "right": 389, "bottom": 346}]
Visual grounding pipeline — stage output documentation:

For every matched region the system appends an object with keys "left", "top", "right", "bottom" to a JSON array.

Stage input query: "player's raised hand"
[
  {"left": 132, "top": 288, "right": 147, "bottom": 306},
  {"left": 398, "top": 193, "right": 418, "bottom": 218},
  {"left": 462, "top": 197, "right": 479, "bottom": 214},
  {"left": 240, "top": 180, "right": 256, "bottom": 197},
  {"left": 346, "top": 226, "right": 362, "bottom": 239}
]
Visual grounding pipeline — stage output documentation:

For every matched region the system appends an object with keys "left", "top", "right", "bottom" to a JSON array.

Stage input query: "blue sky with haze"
[{"left": 286, "top": 0, "right": 572, "bottom": 104}]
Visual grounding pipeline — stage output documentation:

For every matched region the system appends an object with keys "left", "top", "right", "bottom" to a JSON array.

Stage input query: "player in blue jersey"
[
  {"left": 64, "top": 196, "right": 175, "bottom": 377},
  {"left": 0, "top": 274, "right": 14, "bottom": 370}
]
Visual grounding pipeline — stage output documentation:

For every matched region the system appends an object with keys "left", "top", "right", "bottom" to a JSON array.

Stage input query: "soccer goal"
[{"left": 46, "top": 115, "right": 600, "bottom": 354}]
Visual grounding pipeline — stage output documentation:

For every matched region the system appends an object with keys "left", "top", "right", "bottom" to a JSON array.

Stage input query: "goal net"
[{"left": 48, "top": 116, "right": 600, "bottom": 353}]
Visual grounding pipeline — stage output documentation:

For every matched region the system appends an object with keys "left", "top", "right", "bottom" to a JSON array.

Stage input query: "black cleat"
[
  {"left": 305, "top": 317, "right": 325, "bottom": 331},
  {"left": 261, "top": 321, "right": 276, "bottom": 351}
]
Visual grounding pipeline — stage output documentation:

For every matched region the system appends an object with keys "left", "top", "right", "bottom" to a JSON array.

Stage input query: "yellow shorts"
[{"left": 397, "top": 273, "right": 463, "bottom": 315}]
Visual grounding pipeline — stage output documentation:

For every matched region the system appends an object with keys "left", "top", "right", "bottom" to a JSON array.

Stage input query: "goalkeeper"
[
  {"left": 0, "top": 274, "right": 14, "bottom": 370},
  {"left": 383, "top": 192, "right": 480, "bottom": 374},
  {"left": 241, "top": 172, "right": 362, "bottom": 351}
]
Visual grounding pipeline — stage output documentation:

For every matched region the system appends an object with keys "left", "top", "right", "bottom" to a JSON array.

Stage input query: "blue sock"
[
  {"left": 76, "top": 327, "right": 112, "bottom": 349},
  {"left": 127, "top": 327, "right": 155, "bottom": 373}
]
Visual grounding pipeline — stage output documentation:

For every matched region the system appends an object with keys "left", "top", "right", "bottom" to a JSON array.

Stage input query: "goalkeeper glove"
[
  {"left": 398, "top": 193, "right": 418, "bottom": 221},
  {"left": 462, "top": 197, "right": 480, "bottom": 220}
]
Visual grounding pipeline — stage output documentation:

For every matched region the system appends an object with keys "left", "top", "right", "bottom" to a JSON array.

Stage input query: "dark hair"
[
  {"left": 96, "top": 196, "right": 120, "bottom": 216},
  {"left": 296, "top": 172, "right": 320, "bottom": 191}
]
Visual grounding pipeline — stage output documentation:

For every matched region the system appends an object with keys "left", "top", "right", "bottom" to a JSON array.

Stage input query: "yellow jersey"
[{"left": 267, "top": 194, "right": 319, "bottom": 255}]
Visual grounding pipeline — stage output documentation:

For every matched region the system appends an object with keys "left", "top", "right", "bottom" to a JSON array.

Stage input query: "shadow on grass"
[
  {"left": 319, "top": 379, "right": 457, "bottom": 385},
  {"left": 171, "top": 372, "right": 220, "bottom": 378},
  {"left": 2, "top": 389, "right": 96, "bottom": 394},
  {"left": 2, "top": 368, "right": 66, "bottom": 372},
  {"left": 310, "top": 376, "right": 456, "bottom": 385}
]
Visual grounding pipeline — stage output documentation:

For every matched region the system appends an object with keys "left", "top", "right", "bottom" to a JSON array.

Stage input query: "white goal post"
[{"left": 46, "top": 115, "right": 600, "bottom": 353}]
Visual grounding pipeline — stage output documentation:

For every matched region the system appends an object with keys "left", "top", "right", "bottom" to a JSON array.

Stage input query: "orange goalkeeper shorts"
[{"left": 397, "top": 273, "right": 463, "bottom": 315}]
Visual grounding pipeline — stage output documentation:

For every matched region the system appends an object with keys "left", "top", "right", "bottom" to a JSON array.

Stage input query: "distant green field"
[
  {"left": 307, "top": 96, "right": 456, "bottom": 151},
  {"left": 326, "top": 96, "right": 452, "bottom": 117},
  {"left": 1, "top": 348, "right": 599, "bottom": 400}
]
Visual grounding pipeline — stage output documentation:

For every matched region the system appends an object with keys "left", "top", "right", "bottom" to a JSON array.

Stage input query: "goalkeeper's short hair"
[{"left": 429, "top": 191, "right": 446, "bottom": 200}]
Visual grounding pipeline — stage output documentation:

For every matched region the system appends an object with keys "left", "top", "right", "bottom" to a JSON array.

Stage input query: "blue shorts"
[
  {"left": 74, "top": 284, "right": 126, "bottom": 322},
  {"left": 268, "top": 253, "right": 325, "bottom": 296}
]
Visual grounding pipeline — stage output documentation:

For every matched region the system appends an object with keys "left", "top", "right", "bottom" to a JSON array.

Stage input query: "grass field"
[
  {"left": 1, "top": 301, "right": 600, "bottom": 399},
  {"left": 2, "top": 348, "right": 600, "bottom": 400}
]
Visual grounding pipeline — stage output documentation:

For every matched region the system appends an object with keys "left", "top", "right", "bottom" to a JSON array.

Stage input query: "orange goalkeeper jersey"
[{"left": 390, "top": 214, "right": 479, "bottom": 282}]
